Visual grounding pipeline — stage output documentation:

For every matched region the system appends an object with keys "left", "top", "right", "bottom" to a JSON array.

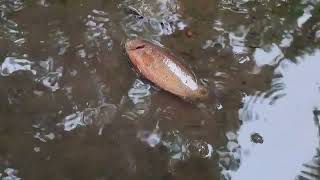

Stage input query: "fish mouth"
[{"left": 125, "top": 39, "right": 146, "bottom": 51}]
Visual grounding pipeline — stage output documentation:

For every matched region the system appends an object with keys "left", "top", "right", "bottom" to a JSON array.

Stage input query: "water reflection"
[
  {"left": 219, "top": 0, "right": 249, "bottom": 13},
  {"left": 49, "top": 29, "right": 70, "bottom": 56},
  {"left": 121, "top": 79, "right": 151, "bottom": 120},
  {"left": 59, "top": 102, "right": 117, "bottom": 134},
  {"left": 297, "top": 5, "right": 314, "bottom": 28},
  {"left": 253, "top": 43, "right": 284, "bottom": 68},
  {"left": 120, "top": 0, "right": 186, "bottom": 39},
  {"left": 234, "top": 51, "right": 320, "bottom": 180},
  {"left": 229, "top": 25, "right": 250, "bottom": 54},
  {"left": 0, "top": 0, "right": 319, "bottom": 179},
  {"left": 83, "top": 9, "right": 113, "bottom": 54},
  {"left": 0, "top": 19, "right": 25, "bottom": 45},
  {"left": 0, "top": 57, "right": 35, "bottom": 76},
  {"left": 161, "top": 130, "right": 214, "bottom": 161},
  {"left": 0, "top": 56, "right": 63, "bottom": 92},
  {"left": 2, "top": 168, "right": 21, "bottom": 180},
  {"left": 0, "top": 0, "right": 24, "bottom": 14}
]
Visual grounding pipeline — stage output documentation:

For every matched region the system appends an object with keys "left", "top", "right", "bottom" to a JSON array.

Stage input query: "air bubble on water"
[{"left": 188, "top": 140, "right": 215, "bottom": 159}]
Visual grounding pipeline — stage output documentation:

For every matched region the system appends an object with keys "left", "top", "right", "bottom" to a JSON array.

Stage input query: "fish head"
[
  {"left": 125, "top": 38, "right": 147, "bottom": 51},
  {"left": 125, "top": 38, "right": 152, "bottom": 67}
]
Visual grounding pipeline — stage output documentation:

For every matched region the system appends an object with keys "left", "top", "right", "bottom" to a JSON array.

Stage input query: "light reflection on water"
[
  {"left": 234, "top": 51, "right": 320, "bottom": 180},
  {"left": 120, "top": 0, "right": 185, "bottom": 39},
  {"left": 0, "top": 56, "right": 63, "bottom": 92},
  {"left": 1, "top": 168, "right": 21, "bottom": 180}
]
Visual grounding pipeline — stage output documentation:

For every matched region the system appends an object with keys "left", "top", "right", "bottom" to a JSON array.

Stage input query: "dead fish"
[{"left": 125, "top": 38, "right": 209, "bottom": 100}]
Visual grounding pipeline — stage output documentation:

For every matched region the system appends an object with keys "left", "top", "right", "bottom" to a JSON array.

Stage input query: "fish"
[{"left": 125, "top": 38, "right": 209, "bottom": 100}]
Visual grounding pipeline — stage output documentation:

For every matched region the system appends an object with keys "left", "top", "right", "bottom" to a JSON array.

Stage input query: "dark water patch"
[{"left": 0, "top": 0, "right": 319, "bottom": 179}]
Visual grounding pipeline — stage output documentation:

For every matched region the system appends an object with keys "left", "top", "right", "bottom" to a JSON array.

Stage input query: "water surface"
[{"left": 0, "top": 0, "right": 319, "bottom": 179}]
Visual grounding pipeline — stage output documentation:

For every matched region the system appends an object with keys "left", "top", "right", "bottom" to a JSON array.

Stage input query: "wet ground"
[{"left": 0, "top": 0, "right": 320, "bottom": 179}]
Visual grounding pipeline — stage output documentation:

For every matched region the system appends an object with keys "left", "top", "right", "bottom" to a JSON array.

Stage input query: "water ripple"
[
  {"left": 0, "top": 19, "right": 25, "bottom": 44},
  {"left": 83, "top": 9, "right": 113, "bottom": 55},
  {"left": 128, "top": 79, "right": 151, "bottom": 105},
  {"left": 121, "top": 0, "right": 185, "bottom": 39},
  {"left": 253, "top": 43, "right": 284, "bottom": 68},
  {"left": 59, "top": 103, "right": 117, "bottom": 133},
  {"left": 49, "top": 29, "right": 70, "bottom": 56},
  {"left": 0, "top": 0, "right": 24, "bottom": 15},
  {"left": 162, "top": 130, "right": 214, "bottom": 160},
  {"left": 61, "top": 108, "right": 97, "bottom": 131},
  {"left": 229, "top": 25, "right": 250, "bottom": 54},
  {"left": 0, "top": 56, "right": 64, "bottom": 92},
  {"left": 219, "top": 0, "right": 250, "bottom": 14},
  {"left": 121, "top": 79, "right": 151, "bottom": 121},
  {"left": 233, "top": 50, "right": 320, "bottom": 180},
  {"left": 0, "top": 57, "right": 35, "bottom": 76}
]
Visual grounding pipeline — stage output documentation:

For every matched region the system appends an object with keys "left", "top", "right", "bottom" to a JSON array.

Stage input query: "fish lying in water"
[{"left": 125, "top": 39, "right": 209, "bottom": 100}]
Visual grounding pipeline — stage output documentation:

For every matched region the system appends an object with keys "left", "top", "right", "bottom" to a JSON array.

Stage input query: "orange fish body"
[{"left": 125, "top": 39, "right": 208, "bottom": 100}]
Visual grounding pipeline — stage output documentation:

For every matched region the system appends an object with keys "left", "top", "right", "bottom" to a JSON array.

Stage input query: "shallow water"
[{"left": 0, "top": 0, "right": 319, "bottom": 179}]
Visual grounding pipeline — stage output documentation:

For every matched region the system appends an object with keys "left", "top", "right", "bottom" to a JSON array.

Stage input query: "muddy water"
[{"left": 0, "top": 0, "right": 319, "bottom": 179}]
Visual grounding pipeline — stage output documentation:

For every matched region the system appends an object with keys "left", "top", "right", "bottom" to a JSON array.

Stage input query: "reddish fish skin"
[{"left": 125, "top": 38, "right": 208, "bottom": 100}]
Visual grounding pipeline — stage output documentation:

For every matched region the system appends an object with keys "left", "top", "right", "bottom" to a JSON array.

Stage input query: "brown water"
[{"left": 0, "top": 0, "right": 320, "bottom": 179}]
